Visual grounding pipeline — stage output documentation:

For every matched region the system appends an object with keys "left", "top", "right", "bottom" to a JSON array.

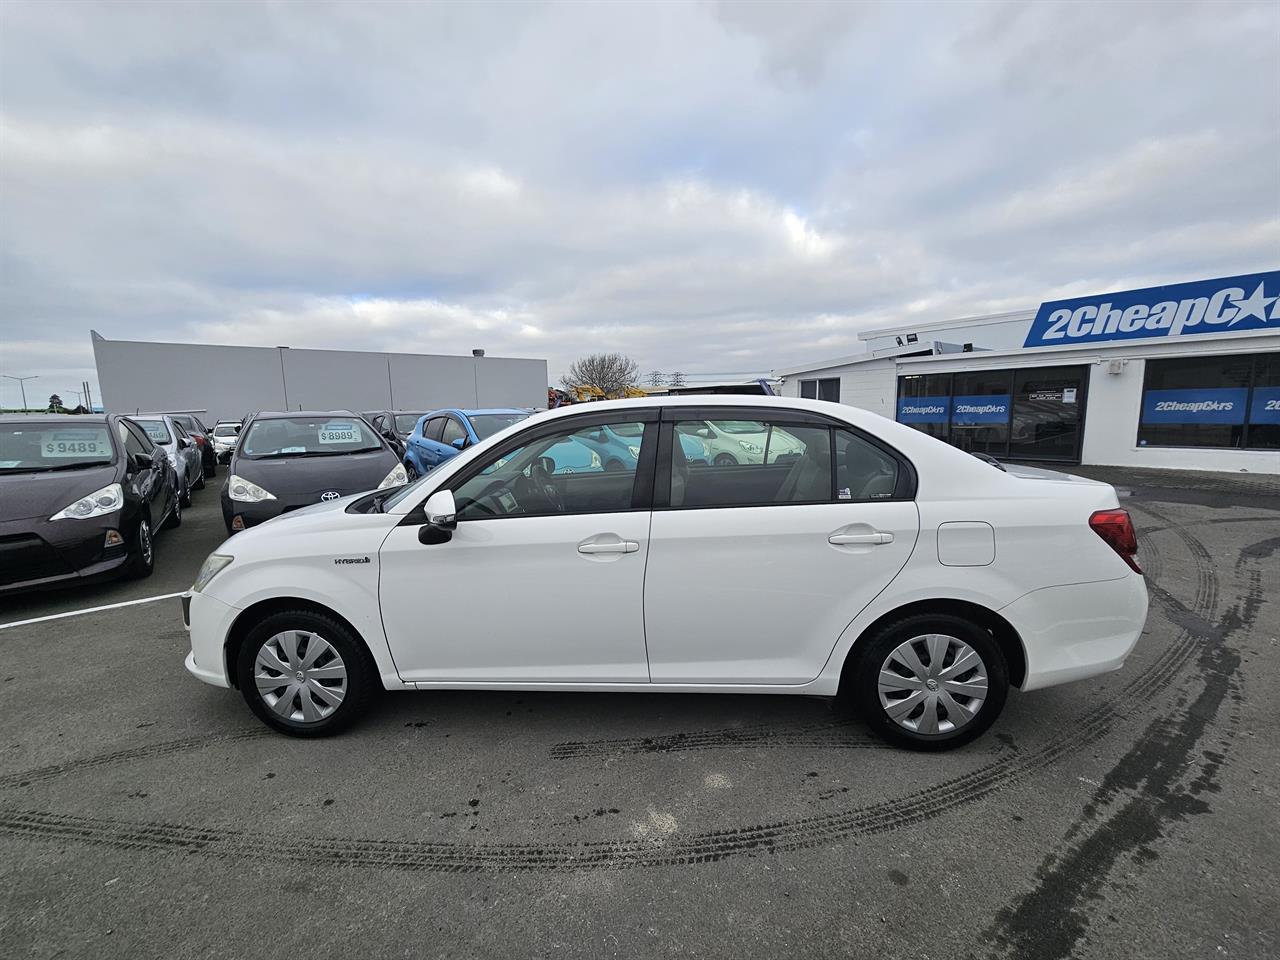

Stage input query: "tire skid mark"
[
  {"left": 981, "top": 526, "right": 1267, "bottom": 960},
  {"left": 550, "top": 720, "right": 886, "bottom": 759},
  {"left": 0, "top": 730, "right": 269, "bottom": 791}
]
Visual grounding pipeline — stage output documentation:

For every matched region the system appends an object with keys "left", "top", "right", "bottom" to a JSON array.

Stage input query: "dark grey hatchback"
[
  {"left": 221, "top": 411, "right": 407, "bottom": 534},
  {"left": 0, "top": 414, "right": 180, "bottom": 594}
]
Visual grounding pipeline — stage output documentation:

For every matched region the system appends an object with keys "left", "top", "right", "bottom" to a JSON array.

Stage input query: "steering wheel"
[{"left": 528, "top": 461, "right": 565, "bottom": 513}]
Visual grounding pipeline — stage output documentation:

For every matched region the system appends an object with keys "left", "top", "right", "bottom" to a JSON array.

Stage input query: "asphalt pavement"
[{"left": 1, "top": 469, "right": 1277, "bottom": 959}]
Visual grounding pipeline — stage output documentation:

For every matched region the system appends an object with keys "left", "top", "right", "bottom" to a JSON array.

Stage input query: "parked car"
[
  {"left": 402, "top": 408, "right": 531, "bottom": 478},
  {"left": 0, "top": 413, "right": 180, "bottom": 593},
  {"left": 184, "top": 396, "right": 1148, "bottom": 748},
  {"left": 675, "top": 418, "right": 806, "bottom": 466},
  {"left": 361, "top": 410, "right": 428, "bottom": 459},
  {"left": 211, "top": 420, "right": 241, "bottom": 464},
  {"left": 167, "top": 413, "right": 217, "bottom": 478},
  {"left": 133, "top": 415, "right": 204, "bottom": 507},
  {"left": 221, "top": 410, "right": 406, "bottom": 534}
]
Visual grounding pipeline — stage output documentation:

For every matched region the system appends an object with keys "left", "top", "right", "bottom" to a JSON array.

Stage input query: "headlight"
[
  {"left": 228, "top": 474, "right": 276, "bottom": 502},
  {"left": 192, "top": 553, "right": 233, "bottom": 592},
  {"left": 50, "top": 483, "right": 123, "bottom": 520},
  {"left": 378, "top": 463, "right": 408, "bottom": 489},
  {"left": 738, "top": 440, "right": 762, "bottom": 454},
  {"left": 627, "top": 445, "right": 641, "bottom": 459}
]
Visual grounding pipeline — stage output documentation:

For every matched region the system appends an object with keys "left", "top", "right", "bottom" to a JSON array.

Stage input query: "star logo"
[{"left": 1228, "top": 282, "right": 1277, "bottom": 325}]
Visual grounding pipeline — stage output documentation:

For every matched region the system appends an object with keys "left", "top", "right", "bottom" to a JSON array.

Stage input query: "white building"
[{"left": 777, "top": 271, "right": 1280, "bottom": 474}]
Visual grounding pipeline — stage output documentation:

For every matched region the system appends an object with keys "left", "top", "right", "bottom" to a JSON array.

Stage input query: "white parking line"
[{"left": 0, "top": 592, "right": 186, "bottom": 631}]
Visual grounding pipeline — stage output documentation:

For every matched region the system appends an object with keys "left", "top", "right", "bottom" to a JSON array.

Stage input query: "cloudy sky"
[{"left": 1, "top": 0, "right": 1277, "bottom": 406}]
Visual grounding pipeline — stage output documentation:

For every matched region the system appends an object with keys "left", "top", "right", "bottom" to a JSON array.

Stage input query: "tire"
[
  {"left": 204, "top": 455, "right": 217, "bottom": 479},
  {"left": 165, "top": 485, "right": 183, "bottom": 528},
  {"left": 848, "top": 613, "right": 1008, "bottom": 751},
  {"left": 236, "top": 610, "right": 380, "bottom": 738},
  {"left": 195, "top": 467, "right": 206, "bottom": 490},
  {"left": 404, "top": 460, "right": 419, "bottom": 482},
  {"left": 180, "top": 474, "right": 193, "bottom": 507},
  {"left": 713, "top": 453, "right": 738, "bottom": 467},
  {"left": 603, "top": 459, "right": 624, "bottom": 472},
  {"left": 124, "top": 515, "right": 155, "bottom": 579}
]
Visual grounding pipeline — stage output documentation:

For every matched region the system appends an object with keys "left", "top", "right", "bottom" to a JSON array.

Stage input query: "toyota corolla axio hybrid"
[{"left": 184, "top": 396, "right": 1147, "bottom": 750}]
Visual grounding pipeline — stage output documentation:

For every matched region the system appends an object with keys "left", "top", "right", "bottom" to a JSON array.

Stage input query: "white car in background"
[
  {"left": 675, "top": 418, "right": 806, "bottom": 466},
  {"left": 183, "top": 395, "right": 1147, "bottom": 750}
]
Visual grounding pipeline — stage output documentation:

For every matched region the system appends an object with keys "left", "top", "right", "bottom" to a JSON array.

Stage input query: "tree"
[
  {"left": 668, "top": 371, "right": 686, "bottom": 388},
  {"left": 560, "top": 353, "right": 640, "bottom": 398},
  {"left": 47, "top": 394, "right": 63, "bottom": 412}
]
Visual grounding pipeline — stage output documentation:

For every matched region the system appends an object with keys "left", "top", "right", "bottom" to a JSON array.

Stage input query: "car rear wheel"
[
  {"left": 404, "top": 460, "right": 419, "bottom": 481},
  {"left": 180, "top": 474, "right": 193, "bottom": 507},
  {"left": 713, "top": 453, "right": 737, "bottom": 466},
  {"left": 236, "top": 611, "right": 380, "bottom": 737},
  {"left": 124, "top": 516, "right": 155, "bottom": 579},
  {"left": 165, "top": 485, "right": 183, "bottom": 528},
  {"left": 850, "top": 613, "right": 1008, "bottom": 751},
  {"left": 194, "top": 467, "right": 206, "bottom": 490}
]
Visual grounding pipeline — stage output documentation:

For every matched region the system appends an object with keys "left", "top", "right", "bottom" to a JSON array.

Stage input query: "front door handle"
[
  {"left": 829, "top": 531, "right": 894, "bottom": 545},
  {"left": 577, "top": 536, "right": 640, "bottom": 555}
]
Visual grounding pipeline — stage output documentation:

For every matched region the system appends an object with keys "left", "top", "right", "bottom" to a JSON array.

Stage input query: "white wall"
[{"left": 779, "top": 358, "right": 898, "bottom": 420}]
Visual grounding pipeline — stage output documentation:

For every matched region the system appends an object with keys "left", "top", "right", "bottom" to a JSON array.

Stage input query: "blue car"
[{"left": 403, "top": 408, "right": 532, "bottom": 478}]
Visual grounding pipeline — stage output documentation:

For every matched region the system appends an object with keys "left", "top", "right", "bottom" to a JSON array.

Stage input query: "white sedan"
[{"left": 183, "top": 396, "right": 1147, "bottom": 750}]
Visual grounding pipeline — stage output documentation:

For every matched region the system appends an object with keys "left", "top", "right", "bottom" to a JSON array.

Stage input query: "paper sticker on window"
[
  {"left": 42, "top": 431, "right": 112, "bottom": 459},
  {"left": 838, "top": 487, "right": 852, "bottom": 500},
  {"left": 1063, "top": 388, "right": 1077, "bottom": 404},
  {"left": 318, "top": 422, "right": 361, "bottom": 444}
]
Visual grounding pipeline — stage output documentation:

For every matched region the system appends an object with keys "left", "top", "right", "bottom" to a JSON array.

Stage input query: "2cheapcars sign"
[
  {"left": 896, "top": 395, "right": 1011, "bottom": 424},
  {"left": 1023, "top": 271, "right": 1280, "bottom": 348}
]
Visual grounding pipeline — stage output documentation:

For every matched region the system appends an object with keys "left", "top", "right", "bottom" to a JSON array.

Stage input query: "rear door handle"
[
  {"left": 829, "top": 531, "right": 894, "bottom": 545},
  {"left": 578, "top": 537, "right": 639, "bottom": 555}
]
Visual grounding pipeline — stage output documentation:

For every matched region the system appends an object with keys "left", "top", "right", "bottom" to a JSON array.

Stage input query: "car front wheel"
[
  {"left": 850, "top": 613, "right": 1008, "bottom": 751},
  {"left": 236, "top": 610, "right": 380, "bottom": 737},
  {"left": 124, "top": 516, "right": 155, "bottom": 579}
]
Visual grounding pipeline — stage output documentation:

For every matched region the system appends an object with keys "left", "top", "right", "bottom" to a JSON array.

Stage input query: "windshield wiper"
[{"left": 0, "top": 461, "right": 114, "bottom": 473}]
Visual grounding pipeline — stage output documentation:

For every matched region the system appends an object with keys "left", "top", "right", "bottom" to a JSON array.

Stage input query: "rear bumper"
[
  {"left": 183, "top": 590, "right": 238, "bottom": 688},
  {"left": 1004, "top": 574, "right": 1149, "bottom": 692}
]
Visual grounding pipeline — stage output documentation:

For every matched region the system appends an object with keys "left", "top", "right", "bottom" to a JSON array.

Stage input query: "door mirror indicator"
[{"left": 424, "top": 489, "right": 457, "bottom": 528}]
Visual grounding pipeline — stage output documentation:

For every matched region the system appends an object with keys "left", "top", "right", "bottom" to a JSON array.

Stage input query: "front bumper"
[
  {"left": 1005, "top": 574, "right": 1149, "bottom": 692},
  {"left": 0, "top": 515, "right": 130, "bottom": 596},
  {"left": 183, "top": 589, "right": 238, "bottom": 688}
]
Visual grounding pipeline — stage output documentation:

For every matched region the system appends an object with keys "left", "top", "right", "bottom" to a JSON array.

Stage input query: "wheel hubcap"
[
  {"left": 877, "top": 633, "right": 988, "bottom": 735},
  {"left": 254, "top": 630, "right": 348, "bottom": 723},
  {"left": 139, "top": 522, "right": 152, "bottom": 565}
]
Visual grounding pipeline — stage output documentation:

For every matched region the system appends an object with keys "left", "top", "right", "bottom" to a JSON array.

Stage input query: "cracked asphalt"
[{"left": 1, "top": 467, "right": 1277, "bottom": 959}]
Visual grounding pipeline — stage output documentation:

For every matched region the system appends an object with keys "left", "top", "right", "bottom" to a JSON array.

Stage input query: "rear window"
[
  {"left": 468, "top": 413, "right": 531, "bottom": 439},
  {"left": 395, "top": 414, "right": 423, "bottom": 433},
  {"left": 241, "top": 417, "right": 382, "bottom": 457}
]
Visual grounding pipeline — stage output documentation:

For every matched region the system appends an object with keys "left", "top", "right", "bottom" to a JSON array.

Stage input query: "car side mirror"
[
  {"left": 130, "top": 453, "right": 151, "bottom": 473},
  {"left": 451, "top": 437, "right": 467, "bottom": 450},
  {"left": 177, "top": 437, "right": 189, "bottom": 449},
  {"left": 698, "top": 427, "right": 714, "bottom": 440},
  {"left": 419, "top": 489, "right": 457, "bottom": 545}
]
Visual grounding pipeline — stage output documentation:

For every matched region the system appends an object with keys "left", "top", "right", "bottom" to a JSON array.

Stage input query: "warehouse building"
[
  {"left": 91, "top": 332, "right": 549, "bottom": 425},
  {"left": 777, "top": 271, "right": 1280, "bottom": 474}
]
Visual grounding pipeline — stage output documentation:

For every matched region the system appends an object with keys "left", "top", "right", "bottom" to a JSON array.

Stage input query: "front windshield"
[
  {"left": 468, "top": 413, "right": 530, "bottom": 439},
  {"left": 0, "top": 423, "right": 116, "bottom": 472},
  {"left": 395, "top": 414, "right": 424, "bottom": 433},
  {"left": 136, "top": 419, "right": 173, "bottom": 444},
  {"left": 241, "top": 416, "right": 381, "bottom": 457}
]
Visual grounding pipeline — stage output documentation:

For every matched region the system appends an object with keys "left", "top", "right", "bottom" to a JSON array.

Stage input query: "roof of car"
[
  {"left": 251, "top": 410, "right": 359, "bottom": 420},
  {"left": 0, "top": 413, "right": 110, "bottom": 424},
  {"left": 429, "top": 408, "right": 530, "bottom": 417}
]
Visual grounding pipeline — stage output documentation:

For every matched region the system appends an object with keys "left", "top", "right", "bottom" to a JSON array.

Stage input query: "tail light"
[
  {"left": 193, "top": 435, "right": 207, "bottom": 446},
  {"left": 1089, "top": 509, "right": 1141, "bottom": 574}
]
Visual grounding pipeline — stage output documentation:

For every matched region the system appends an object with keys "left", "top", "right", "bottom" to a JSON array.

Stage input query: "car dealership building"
[{"left": 778, "top": 271, "right": 1280, "bottom": 474}]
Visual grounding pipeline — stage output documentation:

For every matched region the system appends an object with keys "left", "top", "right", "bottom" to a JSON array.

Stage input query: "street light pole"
[{"left": 3, "top": 374, "right": 38, "bottom": 411}]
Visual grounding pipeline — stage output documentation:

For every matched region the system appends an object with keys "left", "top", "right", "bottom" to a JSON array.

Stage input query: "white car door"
[
  {"left": 378, "top": 412, "right": 659, "bottom": 683},
  {"left": 644, "top": 413, "right": 920, "bottom": 684}
]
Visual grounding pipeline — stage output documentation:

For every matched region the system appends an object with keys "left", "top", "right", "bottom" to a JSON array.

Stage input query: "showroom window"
[
  {"left": 1137, "top": 352, "right": 1278, "bottom": 449},
  {"left": 949, "top": 370, "right": 1013, "bottom": 456},
  {"left": 896, "top": 373, "right": 953, "bottom": 441},
  {"left": 799, "top": 378, "right": 840, "bottom": 402},
  {"left": 670, "top": 420, "right": 833, "bottom": 507}
]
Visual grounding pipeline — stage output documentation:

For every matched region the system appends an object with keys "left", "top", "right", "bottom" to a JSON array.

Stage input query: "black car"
[
  {"left": 0, "top": 414, "right": 181, "bottom": 595},
  {"left": 360, "top": 409, "right": 427, "bottom": 459},
  {"left": 167, "top": 412, "right": 217, "bottom": 479},
  {"left": 222, "top": 410, "right": 407, "bottom": 534}
]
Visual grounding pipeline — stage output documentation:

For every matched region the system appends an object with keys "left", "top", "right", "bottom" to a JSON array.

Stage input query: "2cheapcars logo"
[
  {"left": 901, "top": 403, "right": 946, "bottom": 415},
  {"left": 1024, "top": 271, "right": 1279, "bottom": 348},
  {"left": 954, "top": 402, "right": 1007, "bottom": 415},
  {"left": 1154, "top": 399, "right": 1234, "bottom": 413}
]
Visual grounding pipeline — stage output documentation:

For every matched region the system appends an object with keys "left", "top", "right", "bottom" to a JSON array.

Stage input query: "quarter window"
[{"left": 453, "top": 420, "right": 650, "bottom": 520}]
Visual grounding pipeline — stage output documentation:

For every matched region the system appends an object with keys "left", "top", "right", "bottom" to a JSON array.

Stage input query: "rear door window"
[{"left": 669, "top": 419, "right": 833, "bottom": 508}]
